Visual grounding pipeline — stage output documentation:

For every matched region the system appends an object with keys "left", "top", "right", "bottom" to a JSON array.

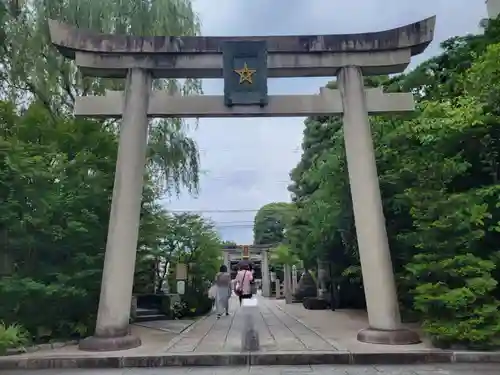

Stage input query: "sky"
[{"left": 163, "top": 0, "right": 488, "bottom": 244}]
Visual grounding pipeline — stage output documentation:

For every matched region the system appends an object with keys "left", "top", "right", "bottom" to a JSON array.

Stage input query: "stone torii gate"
[{"left": 48, "top": 17, "right": 435, "bottom": 351}]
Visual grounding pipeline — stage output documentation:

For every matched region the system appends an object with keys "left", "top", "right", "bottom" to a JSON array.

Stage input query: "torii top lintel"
[
  {"left": 49, "top": 17, "right": 435, "bottom": 58},
  {"left": 47, "top": 17, "right": 435, "bottom": 78}
]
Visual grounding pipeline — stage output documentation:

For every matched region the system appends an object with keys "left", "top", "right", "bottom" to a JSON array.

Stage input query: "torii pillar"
[
  {"left": 222, "top": 249, "right": 231, "bottom": 271},
  {"left": 79, "top": 68, "right": 151, "bottom": 351},
  {"left": 338, "top": 66, "right": 419, "bottom": 344},
  {"left": 261, "top": 249, "right": 271, "bottom": 297}
]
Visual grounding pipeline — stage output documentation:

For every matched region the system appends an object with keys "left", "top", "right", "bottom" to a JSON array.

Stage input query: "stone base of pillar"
[
  {"left": 79, "top": 334, "right": 141, "bottom": 351},
  {"left": 357, "top": 327, "right": 421, "bottom": 345}
]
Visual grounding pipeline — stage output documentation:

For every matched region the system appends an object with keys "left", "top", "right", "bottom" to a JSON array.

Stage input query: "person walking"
[
  {"left": 214, "top": 265, "right": 232, "bottom": 319},
  {"left": 234, "top": 262, "right": 254, "bottom": 305}
]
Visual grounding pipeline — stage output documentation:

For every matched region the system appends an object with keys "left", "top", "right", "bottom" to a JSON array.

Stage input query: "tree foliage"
[
  {"left": 0, "top": 0, "right": 201, "bottom": 195},
  {"left": 253, "top": 202, "right": 295, "bottom": 245},
  {"left": 0, "top": 0, "right": 222, "bottom": 345},
  {"left": 136, "top": 212, "right": 222, "bottom": 295},
  {"left": 269, "top": 244, "right": 300, "bottom": 268},
  {"left": 0, "top": 100, "right": 222, "bottom": 341},
  {"left": 274, "top": 17, "right": 500, "bottom": 348}
]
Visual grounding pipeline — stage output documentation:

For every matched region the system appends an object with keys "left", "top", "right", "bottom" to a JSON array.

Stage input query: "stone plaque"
[{"left": 223, "top": 41, "right": 268, "bottom": 107}]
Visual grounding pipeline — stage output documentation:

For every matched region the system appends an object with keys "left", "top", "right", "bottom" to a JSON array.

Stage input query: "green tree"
[
  {"left": 172, "top": 213, "right": 222, "bottom": 288},
  {"left": 0, "top": 101, "right": 120, "bottom": 338},
  {"left": 269, "top": 244, "right": 299, "bottom": 268},
  {"left": 136, "top": 212, "right": 223, "bottom": 294},
  {"left": 0, "top": 0, "right": 201, "bottom": 194},
  {"left": 253, "top": 202, "right": 295, "bottom": 245},
  {"left": 285, "top": 17, "right": 500, "bottom": 346},
  {"left": 0, "top": 0, "right": 208, "bottom": 343}
]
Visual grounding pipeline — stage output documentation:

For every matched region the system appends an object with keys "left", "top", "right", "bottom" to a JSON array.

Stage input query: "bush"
[
  {"left": 171, "top": 300, "right": 188, "bottom": 319},
  {"left": 0, "top": 277, "right": 97, "bottom": 341},
  {"left": 0, "top": 322, "right": 29, "bottom": 355},
  {"left": 180, "top": 291, "right": 213, "bottom": 317},
  {"left": 168, "top": 289, "right": 213, "bottom": 319},
  {"left": 303, "top": 297, "right": 329, "bottom": 310},
  {"left": 406, "top": 253, "right": 500, "bottom": 349}
]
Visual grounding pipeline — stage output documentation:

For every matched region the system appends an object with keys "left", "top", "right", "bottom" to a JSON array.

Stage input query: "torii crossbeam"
[{"left": 75, "top": 87, "right": 414, "bottom": 118}]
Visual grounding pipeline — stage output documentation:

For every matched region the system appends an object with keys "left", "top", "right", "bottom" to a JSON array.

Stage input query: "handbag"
[
  {"left": 235, "top": 270, "right": 246, "bottom": 296},
  {"left": 208, "top": 284, "right": 216, "bottom": 299}
]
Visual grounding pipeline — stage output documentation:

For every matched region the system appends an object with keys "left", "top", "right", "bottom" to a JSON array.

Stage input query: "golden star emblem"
[{"left": 234, "top": 62, "right": 256, "bottom": 84}]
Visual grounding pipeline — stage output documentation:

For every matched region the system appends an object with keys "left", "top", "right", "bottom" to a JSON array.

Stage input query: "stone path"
[
  {"left": 2, "top": 364, "right": 499, "bottom": 375},
  {"left": 134, "top": 319, "right": 196, "bottom": 334},
  {"left": 165, "top": 296, "right": 337, "bottom": 353},
  {"left": 273, "top": 300, "right": 432, "bottom": 353},
  {"left": 1, "top": 295, "right": 434, "bottom": 361}
]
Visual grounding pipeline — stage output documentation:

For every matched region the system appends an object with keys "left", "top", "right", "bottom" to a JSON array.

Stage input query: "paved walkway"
[
  {"left": 165, "top": 295, "right": 337, "bottom": 353},
  {"left": 2, "top": 296, "right": 500, "bottom": 368},
  {"left": 2, "top": 364, "right": 499, "bottom": 375},
  {"left": 273, "top": 299, "right": 432, "bottom": 353},
  {"left": 3, "top": 295, "right": 435, "bottom": 359}
]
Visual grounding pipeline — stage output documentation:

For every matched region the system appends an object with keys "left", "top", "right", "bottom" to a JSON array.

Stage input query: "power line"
[
  {"left": 198, "top": 148, "right": 301, "bottom": 153},
  {"left": 169, "top": 208, "right": 296, "bottom": 213},
  {"left": 214, "top": 221, "right": 254, "bottom": 224},
  {"left": 170, "top": 209, "right": 259, "bottom": 213},
  {"left": 216, "top": 224, "right": 254, "bottom": 228},
  {"left": 198, "top": 178, "right": 292, "bottom": 183}
]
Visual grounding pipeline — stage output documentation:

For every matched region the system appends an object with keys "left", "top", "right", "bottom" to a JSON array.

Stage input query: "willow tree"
[{"left": 0, "top": 0, "right": 201, "bottom": 194}]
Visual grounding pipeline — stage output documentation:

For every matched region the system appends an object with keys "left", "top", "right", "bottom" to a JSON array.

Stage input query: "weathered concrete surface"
[
  {"left": 1, "top": 298, "right": 500, "bottom": 369},
  {"left": 337, "top": 66, "right": 419, "bottom": 345},
  {"left": 78, "top": 68, "right": 152, "bottom": 352},
  {"left": 166, "top": 297, "right": 337, "bottom": 353},
  {"left": 2, "top": 364, "right": 500, "bottom": 375},
  {"left": 73, "top": 49, "right": 412, "bottom": 78},
  {"left": 240, "top": 304, "right": 260, "bottom": 352},
  {"left": 273, "top": 301, "right": 429, "bottom": 353},
  {"left": 49, "top": 18, "right": 434, "bottom": 55},
  {"left": 48, "top": 17, "right": 435, "bottom": 77},
  {"left": 74, "top": 88, "right": 414, "bottom": 118},
  {"left": 261, "top": 251, "right": 271, "bottom": 298},
  {"left": 133, "top": 319, "right": 196, "bottom": 334},
  {"left": 2, "top": 348, "right": 500, "bottom": 369}
]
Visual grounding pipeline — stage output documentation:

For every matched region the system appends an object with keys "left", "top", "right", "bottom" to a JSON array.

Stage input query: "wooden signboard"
[{"left": 175, "top": 263, "right": 187, "bottom": 280}]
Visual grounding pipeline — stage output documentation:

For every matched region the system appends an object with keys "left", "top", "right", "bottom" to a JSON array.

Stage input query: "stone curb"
[
  {"left": 1, "top": 350, "right": 500, "bottom": 369},
  {"left": 5, "top": 340, "right": 79, "bottom": 356}
]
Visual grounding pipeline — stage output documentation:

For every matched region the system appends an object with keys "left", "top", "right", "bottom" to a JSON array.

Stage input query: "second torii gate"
[{"left": 221, "top": 244, "right": 273, "bottom": 298}]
